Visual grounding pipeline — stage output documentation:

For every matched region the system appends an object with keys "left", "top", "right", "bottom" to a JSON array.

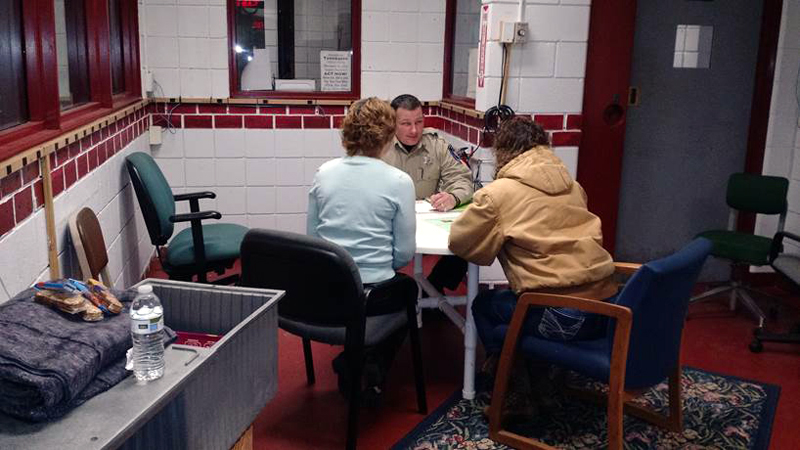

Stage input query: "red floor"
[{"left": 146, "top": 260, "right": 800, "bottom": 449}]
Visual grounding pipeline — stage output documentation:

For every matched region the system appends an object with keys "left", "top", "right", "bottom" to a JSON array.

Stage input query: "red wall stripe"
[
  {"left": 303, "top": 116, "right": 331, "bottom": 129},
  {"left": 244, "top": 115, "right": 274, "bottom": 129}
]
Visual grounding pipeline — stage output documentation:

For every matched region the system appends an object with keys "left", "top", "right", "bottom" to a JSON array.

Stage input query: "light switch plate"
[{"left": 513, "top": 22, "right": 528, "bottom": 44}]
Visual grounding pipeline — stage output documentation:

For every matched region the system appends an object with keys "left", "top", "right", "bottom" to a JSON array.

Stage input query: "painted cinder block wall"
[
  {"left": 139, "top": 0, "right": 589, "bottom": 236},
  {"left": 0, "top": 113, "right": 153, "bottom": 303}
]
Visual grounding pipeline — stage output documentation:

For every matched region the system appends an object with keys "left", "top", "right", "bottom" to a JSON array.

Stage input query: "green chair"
[
  {"left": 125, "top": 152, "right": 248, "bottom": 283},
  {"left": 691, "top": 173, "right": 789, "bottom": 328}
]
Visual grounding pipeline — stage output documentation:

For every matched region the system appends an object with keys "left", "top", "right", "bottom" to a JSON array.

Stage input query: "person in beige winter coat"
[{"left": 448, "top": 116, "right": 617, "bottom": 356}]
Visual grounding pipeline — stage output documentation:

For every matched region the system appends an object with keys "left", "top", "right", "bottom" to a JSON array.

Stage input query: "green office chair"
[
  {"left": 691, "top": 173, "right": 789, "bottom": 328},
  {"left": 125, "top": 152, "right": 248, "bottom": 283}
]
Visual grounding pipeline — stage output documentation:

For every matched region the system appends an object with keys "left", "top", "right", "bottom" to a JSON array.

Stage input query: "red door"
[{"left": 575, "top": 0, "right": 637, "bottom": 255}]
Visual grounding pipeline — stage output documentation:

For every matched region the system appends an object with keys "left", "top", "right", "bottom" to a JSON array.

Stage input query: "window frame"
[
  {"left": 0, "top": 0, "right": 141, "bottom": 162},
  {"left": 226, "top": 0, "right": 362, "bottom": 100},
  {"left": 442, "top": 0, "right": 476, "bottom": 109}
]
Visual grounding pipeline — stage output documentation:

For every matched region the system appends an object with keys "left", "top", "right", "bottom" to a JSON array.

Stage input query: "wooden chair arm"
[
  {"left": 518, "top": 292, "right": 633, "bottom": 321},
  {"left": 614, "top": 262, "right": 642, "bottom": 276},
  {"left": 489, "top": 291, "right": 634, "bottom": 438}
]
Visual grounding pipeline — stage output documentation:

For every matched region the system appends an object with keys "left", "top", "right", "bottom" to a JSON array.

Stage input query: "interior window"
[
  {"left": 109, "top": 0, "right": 125, "bottom": 94},
  {"left": 446, "top": 0, "right": 481, "bottom": 102},
  {"left": 232, "top": 0, "right": 355, "bottom": 95},
  {"left": 0, "top": 0, "right": 28, "bottom": 131},
  {"left": 54, "top": 0, "right": 91, "bottom": 110}
]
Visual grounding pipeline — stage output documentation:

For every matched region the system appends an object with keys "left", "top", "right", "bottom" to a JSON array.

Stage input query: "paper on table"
[
  {"left": 425, "top": 217, "right": 456, "bottom": 231},
  {"left": 415, "top": 200, "right": 435, "bottom": 213}
]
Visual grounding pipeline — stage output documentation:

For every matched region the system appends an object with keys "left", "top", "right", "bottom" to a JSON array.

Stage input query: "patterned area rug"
[{"left": 393, "top": 367, "right": 779, "bottom": 450}]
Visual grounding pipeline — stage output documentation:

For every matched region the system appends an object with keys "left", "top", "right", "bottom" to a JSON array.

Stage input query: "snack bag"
[
  {"left": 34, "top": 290, "right": 86, "bottom": 315},
  {"left": 86, "top": 279, "right": 123, "bottom": 314},
  {"left": 33, "top": 280, "right": 105, "bottom": 321}
]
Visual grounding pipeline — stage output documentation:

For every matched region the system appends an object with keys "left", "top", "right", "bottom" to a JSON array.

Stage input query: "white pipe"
[{"left": 517, "top": 0, "right": 526, "bottom": 22}]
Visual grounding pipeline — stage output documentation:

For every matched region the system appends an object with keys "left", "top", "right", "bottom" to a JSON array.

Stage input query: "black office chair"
[
  {"left": 750, "top": 231, "right": 800, "bottom": 352},
  {"left": 239, "top": 229, "right": 427, "bottom": 450},
  {"left": 125, "top": 152, "right": 247, "bottom": 283}
]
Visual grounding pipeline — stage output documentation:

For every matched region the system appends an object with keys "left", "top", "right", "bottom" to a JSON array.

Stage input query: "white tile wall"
[
  {"left": 140, "top": 0, "right": 590, "bottom": 113},
  {"left": 361, "top": 0, "right": 446, "bottom": 100},
  {"left": 214, "top": 129, "right": 246, "bottom": 158},
  {"left": 184, "top": 129, "right": 215, "bottom": 157},
  {"left": 244, "top": 129, "right": 276, "bottom": 157},
  {"left": 185, "top": 158, "right": 216, "bottom": 186},
  {"left": 757, "top": 0, "right": 800, "bottom": 257},
  {"left": 162, "top": 128, "right": 342, "bottom": 233},
  {"left": 0, "top": 136, "right": 154, "bottom": 302},
  {"left": 476, "top": 1, "right": 591, "bottom": 114},
  {"left": 555, "top": 42, "right": 587, "bottom": 78},
  {"left": 141, "top": 0, "right": 229, "bottom": 98},
  {"left": 215, "top": 159, "right": 246, "bottom": 186},
  {"left": 178, "top": 6, "right": 209, "bottom": 37},
  {"left": 518, "top": 78, "right": 584, "bottom": 113},
  {"left": 246, "top": 159, "right": 277, "bottom": 186}
]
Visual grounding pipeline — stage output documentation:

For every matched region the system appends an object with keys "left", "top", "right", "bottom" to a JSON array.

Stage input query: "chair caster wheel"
[{"left": 749, "top": 339, "right": 763, "bottom": 353}]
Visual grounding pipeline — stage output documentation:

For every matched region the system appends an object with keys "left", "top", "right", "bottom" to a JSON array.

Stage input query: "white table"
[{"left": 414, "top": 206, "right": 479, "bottom": 400}]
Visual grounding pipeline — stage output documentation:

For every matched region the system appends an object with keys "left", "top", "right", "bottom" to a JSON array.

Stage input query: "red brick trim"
[
  {"left": 244, "top": 115, "right": 274, "bottom": 129},
  {"left": 214, "top": 115, "right": 243, "bottom": 128},
  {"left": 0, "top": 106, "right": 148, "bottom": 239},
  {"left": 533, "top": 114, "right": 565, "bottom": 130},
  {"left": 184, "top": 115, "right": 213, "bottom": 128},
  {"left": 551, "top": 131, "right": 582, "bottom": 147},
  {"left": 566, "top": 114, "right": 583, "bottom": 130},
  {"left": 303, "top": 116, "right": 331, "bottom": 129},
  {"left": 275, "top": 116, "right": 303, "bottom": 129}
]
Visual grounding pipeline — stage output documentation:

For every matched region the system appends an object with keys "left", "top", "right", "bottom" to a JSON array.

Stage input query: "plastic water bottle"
[{"left": 130, "top": 284, "right": 165, "bottom": 381}]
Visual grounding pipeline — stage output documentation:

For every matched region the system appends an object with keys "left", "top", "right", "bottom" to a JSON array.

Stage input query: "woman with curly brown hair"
[
  {"left": 448, "top": 116, "right": 616, "bottom": 413},
  {"left": 307, "top": 97, "right": 416, "bottom": 404},
  {"left": 308, "top": 97, "right": 416, "bottom": 283}
]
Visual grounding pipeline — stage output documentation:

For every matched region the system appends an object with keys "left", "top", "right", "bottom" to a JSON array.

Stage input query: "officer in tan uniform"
[
  {"left": 384, "top": 94, "right": 474, "bottom": 293},
  {"left": 383, "top": 95, "right": 474, "bottom": 210}
]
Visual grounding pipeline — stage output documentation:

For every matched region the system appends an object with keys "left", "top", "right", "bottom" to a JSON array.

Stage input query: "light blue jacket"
[{"left": 307, "top": 156, "right": 416, "bottom": 284}]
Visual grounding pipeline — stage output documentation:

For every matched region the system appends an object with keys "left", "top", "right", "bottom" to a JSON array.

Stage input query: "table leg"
[
  {"left": 462, "top": 262, "right": 479, "bottom": 400},
  {"left": 414, "top": 254, "right": 423, "bottom": 328}
]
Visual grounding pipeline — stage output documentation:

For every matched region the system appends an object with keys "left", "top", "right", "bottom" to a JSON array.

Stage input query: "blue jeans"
[{"left": 471, "top": 288, "right": 614, "bottom": 354}]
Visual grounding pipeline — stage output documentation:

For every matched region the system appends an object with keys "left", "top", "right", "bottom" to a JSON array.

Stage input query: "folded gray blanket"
[{"left": 0, "top": 288, "right": 174, "bottom": 422}]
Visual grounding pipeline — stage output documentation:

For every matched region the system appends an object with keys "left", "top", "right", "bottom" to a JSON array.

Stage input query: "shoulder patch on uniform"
[{"left": 422, "top": 127, "right": 439, "bottom": 137}]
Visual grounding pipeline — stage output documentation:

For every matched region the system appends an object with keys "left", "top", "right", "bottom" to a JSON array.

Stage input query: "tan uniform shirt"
[{"left": 382, "top": 129, "right": 474, "bottom": 204}]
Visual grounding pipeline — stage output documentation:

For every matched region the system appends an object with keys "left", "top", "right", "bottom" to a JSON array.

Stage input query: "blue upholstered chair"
[
  {"left": 125, "top": 152, "right": 248, "bottom": 283},
  {"left": 488, "top": 238, "right": 712, "bottom": 450}
]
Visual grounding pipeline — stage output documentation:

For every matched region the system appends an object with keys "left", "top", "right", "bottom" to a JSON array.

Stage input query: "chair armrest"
[
  {"left": 517, "top": 292, "right": 632, "bottom": 321},
  {"left": 174, "top": 191, "right": 216, "bottom": 202},
  {"left": 770, "top": 231, "right": 800, "bottom": 262},
  {"left": 169, "top": 211, "right": 222, "bottom": 223},
  {"left": 614, "top": 262, "right": 642, "bottom": 276}
]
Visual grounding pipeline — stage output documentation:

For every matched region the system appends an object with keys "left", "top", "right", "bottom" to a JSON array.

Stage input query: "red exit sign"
[{"left": 236, "top": 1, "right": 260, "bottom": 7}]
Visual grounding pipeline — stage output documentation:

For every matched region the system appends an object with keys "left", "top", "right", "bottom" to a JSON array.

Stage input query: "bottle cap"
[{"left": 137, "top": 284, "right": 153, "bottom": 295}]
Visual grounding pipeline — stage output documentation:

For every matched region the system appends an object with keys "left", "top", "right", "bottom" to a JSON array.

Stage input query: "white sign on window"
[{"left": 320, "top": 51, "right": 351, "bottom": 92}]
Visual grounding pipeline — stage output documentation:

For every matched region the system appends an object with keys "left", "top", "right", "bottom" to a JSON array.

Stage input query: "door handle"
[
  {"left": 602, "top": 94, "right": 626, "bottom": 127},
  {"left": 628, "top": 86, "right": 640, "bottom": 106}
]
